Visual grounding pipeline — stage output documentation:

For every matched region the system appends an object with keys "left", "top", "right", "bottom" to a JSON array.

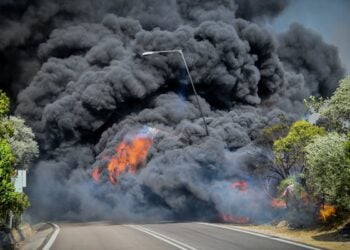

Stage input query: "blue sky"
[{"left": 268, "top": 0, "right": 350, "bottom": 74}]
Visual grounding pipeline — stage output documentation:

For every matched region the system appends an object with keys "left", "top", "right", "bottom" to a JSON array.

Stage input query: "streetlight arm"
[
  {"left": 178, "top": 51, "right": 209, "bottom": 136},
  {"left": 142, "top": 50, "right": 181, "bottom": 56},
  {"left": 141, "top": 49, "right": 209, "bottom": 136}
]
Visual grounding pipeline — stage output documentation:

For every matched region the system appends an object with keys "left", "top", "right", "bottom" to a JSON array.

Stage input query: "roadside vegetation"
[
  {"left": 0, "top": 91, "right": 38, "bottom": 229},
  {"left": 267, "top": 77, "right": 350, "bottom": 227}
]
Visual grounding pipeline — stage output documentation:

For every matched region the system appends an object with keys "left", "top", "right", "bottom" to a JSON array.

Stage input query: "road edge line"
[
  {"left": 198, "top": 222, "right": 321, "bottom": 250},
  {"left": 42, "top": 223, "right": 60, "bottom": 250},
  {"left": 127, "top": 225, "right": 193, "bottom": 250}
]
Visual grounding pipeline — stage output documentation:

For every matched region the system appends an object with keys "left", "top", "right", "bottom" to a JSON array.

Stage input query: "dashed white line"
[
  {"left": 198, "top": 222, "right": 321, "bottom": 250},
  {"left": 42, "top": 223, "right": 60, "bottom": 250},
  {"left": 127, "top": 224, "right": 197, "bottom": 250}
]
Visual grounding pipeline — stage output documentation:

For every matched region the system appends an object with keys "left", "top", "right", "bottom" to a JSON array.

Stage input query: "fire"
[
  {"left": 220, "top": 214, "right": 250, "bottom": 224},
  {"left": 91, "top": 127, "right": 155, "bottom": 184},
  {"left": 320, "top": 204, "right": 336, "bottom": 222},
  {"left": 91, "top": 167, "right": 100, "bottom": 182},
  {"left": 218, "top": 180, "right": 250, "bottom": 224},
  {"left": 271, "top": 198, "right": 286, "bottom": 208},
  {"left": 231, "top": 180, "right": 248, "bottom": 192},
  {"left": 107, "top": 136, "right": 152, "bottom": 184}
]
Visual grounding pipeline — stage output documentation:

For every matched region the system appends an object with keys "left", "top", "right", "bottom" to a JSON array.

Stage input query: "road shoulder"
[
  {"left": 17, "top": 223, "right": 56, "bottom": 250},
  {"left": 231, "top": 224, "right": 349, "bottom": 250}
]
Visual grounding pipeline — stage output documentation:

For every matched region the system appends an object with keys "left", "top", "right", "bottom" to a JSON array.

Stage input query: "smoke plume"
[{"left": 0, "top": 0, "right": 345, "bottom": 222}]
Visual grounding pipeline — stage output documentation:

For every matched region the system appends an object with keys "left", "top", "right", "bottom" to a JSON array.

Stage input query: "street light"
[{"left": 142, "top": 49, "right": 209, "bottom": 136}]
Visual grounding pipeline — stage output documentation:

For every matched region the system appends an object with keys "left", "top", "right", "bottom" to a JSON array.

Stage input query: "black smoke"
[{"left": 0, "top": 0, "right": 345, "bottom": 222}]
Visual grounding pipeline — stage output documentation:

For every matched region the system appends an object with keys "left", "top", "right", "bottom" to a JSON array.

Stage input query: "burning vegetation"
[
  {"left": 218, "top": 180, "right": 252, "bottom": 224},
  {"left": 107, "top": 135, "right": 152, "bottom": 184},
  {"left": 320, "top": 205, "right": 336, "bottom": 222},
  {"left": 2, "top": 0, "right": 346, "bottom": 224},
  {"left": 92, "top": 127, "right": 156, "bottom": 184},
  {"left": 271, "top": 199, "right": 286, "bottom": 209}
]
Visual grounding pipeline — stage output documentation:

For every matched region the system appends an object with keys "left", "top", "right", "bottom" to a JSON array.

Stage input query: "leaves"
[
  {"left": 0, "top": 139, "right": 21, "bottom": 223},
  {"left": 0, "top": 91, "right": 10, "bottom": 117},
  {"left": 259, "top": 123, "right": 289, "bottom": 146},
  {"left": 273, "top": 120, "right": 325, "bottom": 178},
  {"left": 305, "top": 133, "right": 350, "bottom": 209},
  {"left": 0, "top": 139, "right": 31, "bottom": 226},
  {"left": 271, "top": 78, "right": 350, "bottom": 215},
  {"left": 305, "top": 77, "right": 350, "bottom": 132},
  {"left": 304, "top": 96, "right": 324, "bottom": 113},
  {"left": 0, "top": 91, "right": 33, "bottom": 226},
  {"left": 322, "top": 77, "right": 350, "bottom": 132},
  {"left": 7, "top": 116, "right": 39, "bottom": 168}
]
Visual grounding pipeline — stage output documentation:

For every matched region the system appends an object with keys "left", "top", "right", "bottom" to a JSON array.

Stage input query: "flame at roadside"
[
  {"left": 219, "top": 214, "right": 250, "bottom": 224},
  {"left": 92, "top": 127, "right": 156, "bottom": 184},
  {"left": 231, "top": 180, "right": 248, "bottom": 192},
  {"left": 218, "top": 180, "right": 252, "bottom": 224},
  {"left": 320, "top": 205, "right": 336, "bottom": 222},
  {"left": 271, "top": 199, "right": 286, "bottom": 208},
  {"left": 108, "top": 136, "right": 152, "bottom": 184},
  {"left": 91, "top": 167, "right": 100, "bottom": 182}
]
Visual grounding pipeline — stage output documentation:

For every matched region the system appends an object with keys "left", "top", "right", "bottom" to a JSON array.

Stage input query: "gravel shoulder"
[{"left": 233, "top": 224, "right": 350, "bottom": 250}]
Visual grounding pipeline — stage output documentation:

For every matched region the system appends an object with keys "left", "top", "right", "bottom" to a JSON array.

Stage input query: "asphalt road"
[{"left": 49, "top": 221, "right": 317, "bottom": 250}]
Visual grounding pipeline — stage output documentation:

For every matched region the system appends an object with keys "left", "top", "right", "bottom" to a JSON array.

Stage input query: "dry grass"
[{"left": 234, "top": 221, "right": 350, "bottom": 250}]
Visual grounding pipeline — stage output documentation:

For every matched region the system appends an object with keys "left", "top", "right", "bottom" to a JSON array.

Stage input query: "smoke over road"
[{"left": 0, "top": 0, "right": 345, "bottom": 222}]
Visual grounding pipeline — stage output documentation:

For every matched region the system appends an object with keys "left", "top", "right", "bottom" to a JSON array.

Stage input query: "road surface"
[{"left": 49, "top": 221, "right": 317, "bottom": 250}]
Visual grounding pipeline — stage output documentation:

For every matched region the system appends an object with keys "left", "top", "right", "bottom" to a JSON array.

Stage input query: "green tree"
[
  {"left": 258, "top": 123, "right": 290, "bottom": 147},
  {"left": 273, "top": 120, "right": 325, "bottom": 179},
  {"left": 305, "top": 77, "right": 350, "bottom": 132},
  {"left": 305, "top": 133, "right": 350, "bottom": 210},
  {"left": 0, "top": 91, "right": 31, "bottom": 227},
  {"left": 277, "top": 175, "right": 306, "bottom": 205},
  {"left": 0, "top": 139, "right": 29, "bottom": 226},
  {"left": 7, "top": 116, "right": 39, "bottom": 169},
  {"left": 0, "top": 91, "right": 9, "bottom": 116},
  {"left": 0, "top": 91, "right": 13, "bottom": 138},
  {"left": 345, "top": 134, "right": 350, "bottom": 164}
]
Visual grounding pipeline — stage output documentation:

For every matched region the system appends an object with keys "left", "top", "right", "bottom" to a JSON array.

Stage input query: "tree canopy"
[
  {"left": 305, "top": 133, "right": 350, "bottom": 210},
  {"left": 305, "top": 77, "right": 350, "bottom": 132},
  {"left": 0, "top": 138, "right": 29, "bottom": 224},
  {"left": 0, "top": 91, "right": 13, "bottom": 138},
  {"left": 7, "top": 116, "right": 39, "bottom": 169},
  {"left": 273, "top": 120, "right": 325, "bottom": 179},
  {"left": 0, "top": 90, "right": 34, "bottom": 227}
]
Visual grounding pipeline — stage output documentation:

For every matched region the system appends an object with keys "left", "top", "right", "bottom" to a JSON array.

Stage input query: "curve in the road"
[
  {"left": 41, "top": 221, "right": 322, "bottom": 250},
  {"left": 42, "top": 223, "right": 60, "bottom": 250}
]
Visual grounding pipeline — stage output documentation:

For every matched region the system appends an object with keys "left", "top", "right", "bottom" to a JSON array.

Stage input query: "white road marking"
[
  {"left": 198, "top": 222, "right": 321, "bottom": 250},
  {"left": 42, "top": 223, "right": 60, "bottom": 250},
  {"left": 127, "top": 224, "right": 197, "bottom": 250}
]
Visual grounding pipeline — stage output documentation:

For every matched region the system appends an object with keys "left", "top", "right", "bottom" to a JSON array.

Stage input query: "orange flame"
[
  {"left": 91, "top": 128, "right": 155, "bottom": 184},
  {"left": 92, "top": 167, "right": 100, "bottom": 182},
  {"left": 320, "top": 204, "right": 336, "bottom": 222},
  {"left": 271, "top": 198, "right": 286, "bottom": 208},
  {"left": 220, "top": 214, "right": 250, "bottom": 224},
  {"left": 231, "top": 180, "right": 248, "bottom": 192},
  {"left": 219, "top": 181, "right": 250, "bottom": 224},
  {"left": 107, "top": 136, "right": 152, "bottom": 184}
]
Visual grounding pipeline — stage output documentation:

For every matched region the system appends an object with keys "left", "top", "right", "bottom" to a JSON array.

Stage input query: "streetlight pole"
[{"left": 142, "top": 49, "right": 209, "bottom": 136}]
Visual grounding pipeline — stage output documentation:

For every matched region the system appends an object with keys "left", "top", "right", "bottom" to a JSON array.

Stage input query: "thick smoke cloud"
[
  {"left": 235, "top": 0, "right": 290, "bottom": 21},
  {"left": 0, "top": 0, "right": 345, "bottom": 222},
  {"left": 0, "top": 0, "right": 289, "bottom": 99},
  {"left": 278, "top": 23, "right": 345, "bottom": 97}
]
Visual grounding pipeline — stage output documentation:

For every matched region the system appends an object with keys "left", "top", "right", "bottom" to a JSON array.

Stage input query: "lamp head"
[{"left": 142, "top": 51, "right": 155, "bottom": 56}]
